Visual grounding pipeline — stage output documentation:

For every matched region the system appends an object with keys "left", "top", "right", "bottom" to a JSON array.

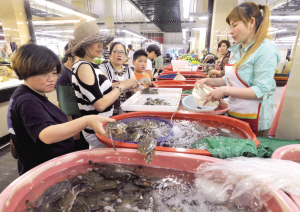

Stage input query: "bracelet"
[{"left": 116, "top": 86, "right": 123, "bottom": 93}]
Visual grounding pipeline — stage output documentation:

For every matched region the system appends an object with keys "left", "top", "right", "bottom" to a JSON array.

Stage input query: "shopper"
[
  {"left": 133, "top": 49, "right": 157, "bottom": 87},
  {"left": 195, "top": 2, "right": 280, "bottom": 137},
  {"left": 55, "top": 42, "right": 89, "bottom": 151},
  {"left": 71, "top": 22, "right": 136, "bottom": 148},
  {"left": 209, "top": 40, "right": 231, "bottom": 77},
  {"left": 154, "top": 54, "right": 163, "bottom": 77},
  {"left": 124, "top": 44, "right": 134, "bottom": 71},
  {"left": 99, "top": 42, "right": 138, "bottom": 115},
  {"left": 7, "top": 44, "right": 115, "bottom": 175},
  {"left": 146, "top": 44, "right": 161, "bottom": 81}
]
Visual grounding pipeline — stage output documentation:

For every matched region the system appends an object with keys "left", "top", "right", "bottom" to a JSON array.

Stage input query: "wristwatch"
[{"left": 116, "top": 86, "right": 123, "bottom": 93}]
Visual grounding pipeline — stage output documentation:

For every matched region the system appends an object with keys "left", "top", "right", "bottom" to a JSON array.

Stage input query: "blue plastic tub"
[
  {"left": 158, "top": 74, "right": 177, "bottom": 79},
  {"left": 108, "top": 117, "right": 173, "bottom": 145}
]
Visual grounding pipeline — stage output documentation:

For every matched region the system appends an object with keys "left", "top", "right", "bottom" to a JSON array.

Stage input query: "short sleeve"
[
  {"left": 19, "top": 99, "right": 55, "bottom": 143},
  {"left": 250, "top": 45, "right": 280, "bottom": 98},
  {"left": 146, "top": 59, "right": 152, "bottom": 71}
]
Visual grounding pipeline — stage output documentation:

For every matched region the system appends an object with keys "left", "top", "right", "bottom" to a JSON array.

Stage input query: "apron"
[{"left": 225, "top": 61, "right": 261, "bottom": 136}]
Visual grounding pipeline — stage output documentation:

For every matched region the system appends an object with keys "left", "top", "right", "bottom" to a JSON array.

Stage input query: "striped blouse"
[{"left": 72, "top": 60, "right": 113, "bottom": 134}]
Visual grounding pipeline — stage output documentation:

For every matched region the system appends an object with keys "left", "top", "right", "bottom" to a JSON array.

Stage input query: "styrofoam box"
[
  {"left": 121, "top": 88, "right": 182, "bottom": 112},
  {"left": 173, "top": 66, "right": 192, "bottom": 72},
  {"left": 171, "top": 60, "right": 189, "bottom": 68}
]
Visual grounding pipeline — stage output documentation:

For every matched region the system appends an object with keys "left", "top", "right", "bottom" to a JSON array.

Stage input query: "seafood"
[
  {"left": 141, "top": 87, "right": 158, "bottom": 94},
  {"left": 137, "top": 136, "right": 157, "bottom": 163},
  {"left": 144, "top": 97, "right": 170, "bottom": 106},
  {"left": 105, "top": 121, "right": 128, "bottom": 151}
]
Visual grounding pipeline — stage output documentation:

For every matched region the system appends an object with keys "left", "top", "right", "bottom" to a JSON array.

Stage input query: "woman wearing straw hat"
[
  {"left": 195, "top": 2, "right": 280, "bottom": 137},
  {"left": 71, "top": 22, "right": 138, "bottom": 148}
]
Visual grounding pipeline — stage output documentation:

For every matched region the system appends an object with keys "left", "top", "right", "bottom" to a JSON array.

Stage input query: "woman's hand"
[
  {"left": 150, "top": 82, "right": 158, "bottom": 87},
  {"left": 86, "top": 116, "right": 115, "bottom": 136},
  {"left": 120, "top": 79, "right": 138, "bottom": 90},
  {"left": 194, "top": 78, "right": 207, "bottom": 88},
  {"left": 209, "top": 69, "right": 219, "bottom": 76},
  {"left": 203, "top": 86, "right": 226, "bottom": 105}
]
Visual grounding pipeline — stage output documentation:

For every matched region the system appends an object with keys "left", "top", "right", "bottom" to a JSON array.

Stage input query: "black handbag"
[{"left": 57, "top": 85, "right": 81, "bottom": 116}]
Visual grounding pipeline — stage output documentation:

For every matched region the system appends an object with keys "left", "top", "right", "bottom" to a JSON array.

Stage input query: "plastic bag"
[
  {"left": 195, "top": 157, "right": 300, "bottom": 210},
  {"left": 192, "top": 136, "right": 258, "bottom": 159},
  {"left": 192, "top": 84, "right": 219, "bottom": 108},
  {"left": 174, "top": 71, "right": 186, "bottom": 81}
]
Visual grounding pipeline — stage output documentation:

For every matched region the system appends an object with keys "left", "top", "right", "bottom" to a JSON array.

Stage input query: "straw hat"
[{"left": 71, "top": 22, "right": 115, "bottom": 53}]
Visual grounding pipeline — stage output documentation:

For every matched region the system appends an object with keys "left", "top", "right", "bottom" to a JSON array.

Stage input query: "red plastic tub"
[
  {"left": 97, "top": 112, "right": 260, "bottom": 156},
  {"left": 155, "top": 80, "right": 188, "bottom": 85},
  {"left": 272, "top": 145, "right": 300, "bottom": 210},
  {"left": 162, "top": 71, "right": 205, "bottom": 75},
  {"left": 0, "top": 149, "right": 298, "bottom": 212}
]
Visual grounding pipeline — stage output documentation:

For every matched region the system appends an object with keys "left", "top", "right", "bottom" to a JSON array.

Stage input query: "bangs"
[{"left": 226, "top": 7, "right": 249, "bottom": 25}]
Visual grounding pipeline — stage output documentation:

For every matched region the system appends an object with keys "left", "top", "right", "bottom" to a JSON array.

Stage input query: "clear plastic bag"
[
  {"left": 174, "top": 70, "right": 186, "bottom": 81},
  {"left": 192, "top": 84, "right": 219, "bottom": 108},
  {"left": 195, "top": 157, "right": 300, "bottom": 210}
]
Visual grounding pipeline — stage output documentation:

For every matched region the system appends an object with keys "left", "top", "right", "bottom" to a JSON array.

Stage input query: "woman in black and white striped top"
[
  {"left": 100, "top": 42, "right": 137, "bottom": 116},
  {"left": 70, "top": 22, "right": 138, "bottom": 148}
]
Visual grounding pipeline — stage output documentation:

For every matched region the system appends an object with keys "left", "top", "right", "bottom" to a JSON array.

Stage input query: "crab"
[
  {"left": 141, "top": 87, "right": 158, "bottom": 94},
  {"left": 25, "top": 179, "right": 72, "bottom": 209},
  {"left": 69, "top": 197, "right": 90, "bottom": 212},
  {"left": 84, "top": 192, "right": 117, "bottom": 211},
  {"left": 127, "top": 129, "right": 142, "bottom": 143},
  {"left": 105, "top": 121, "right": 128, "bottom": 151},
  {"left": 137, "top": 136, "right": 157, "bottom": 163}
]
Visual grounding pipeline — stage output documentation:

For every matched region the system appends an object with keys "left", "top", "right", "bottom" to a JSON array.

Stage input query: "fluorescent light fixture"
[
  {"left": 33, "top": 20, "right": 80, "bottom": 24},
  {"left": 192, "top": 27, "right": 207, "bottom": 30},
  {"left": 36, "top": 32, "right": 74, "bottom": 38},
  {"left": 268, "top": 27, "right": 278, "bottom": 31},
  {"left": 268, "top": 29, "right": 287, "bottom": 35},
  {"left": 277, "top": 36, "right": 296, "bottom": 41},
  {"left": 270, "top": 16, "right": 300, "bottom": 20},
  {"left": 198, "top": 16, "right": 208, "bottom": 20},
  {"left": 0, "top": 33, "right": 5, "bottom": 36},
  {"left": 189, "top": 16, "right": 193, "bottom": 21},
  {"left": 38, "top": 30, "right": 74, "bottom": 33},
  {"left": 183, "top": 0, "right": 191, "bottom": 19},
  {"left": 122, "top": 28, "right": 147, "bottom": 40},
  {"left": 100, "top": 29, "right": 110, "bottom": 32},
  {"left": 32, "top": 0, "right": 97, "bottom": 20}
]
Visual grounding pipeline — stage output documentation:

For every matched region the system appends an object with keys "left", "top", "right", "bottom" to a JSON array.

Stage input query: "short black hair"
[
  {"left": 146, "top": 44, "right": 161, "bottom": 56},
  {"left": 128, "top": 44, "right": 133, "bottom": 49},
  {"left": 12, "top": 44, "right": 62, "bottom": 80},
  {"left": 109, "top": 42, "right": 126, "bottom": 55},
  {"left": 62, "top": 43, "right": 75, "bottom": 64},
  {"left": 133, "top": 49, "right": 148, "bottom": 61}
]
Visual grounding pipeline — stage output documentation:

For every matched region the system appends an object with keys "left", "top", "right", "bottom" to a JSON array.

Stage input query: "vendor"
[
  {"left": 209, "top": 40, "right": 231, "bottom": 77},
  {"left": 7, "top": 44, "right": 115, "bottom": 175},
  {"left": 99, "top": 42, "right": 138, "bottom": 116},
  {"left": 146, "top": 44, "right": 161, "bottom": 81},
  {"left": 71, "top": 22, "right": 137, "bottom": 148},
  {"left": 195, "top": 2, "right": 280, "bottom": 137}
]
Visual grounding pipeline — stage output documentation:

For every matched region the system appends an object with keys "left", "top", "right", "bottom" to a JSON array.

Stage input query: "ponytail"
[{"left": 226, "top": 2, "right": 270, "bottom": 70}]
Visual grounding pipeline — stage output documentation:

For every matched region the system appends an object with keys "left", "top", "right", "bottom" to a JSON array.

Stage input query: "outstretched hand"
[{"left": 87, "top": 116, "right": 116, "bottom": 136}]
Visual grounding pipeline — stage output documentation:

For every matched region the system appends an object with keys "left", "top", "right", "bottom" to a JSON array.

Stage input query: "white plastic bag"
[
  {"left": 195, "top": 157, "right": 300, "bottom": 210},
  {"left": 174, "top": 71, "right": 186, "bottom": 81},
  {"left": 192, "top": 84, "right": 219, "bottom": 108}
]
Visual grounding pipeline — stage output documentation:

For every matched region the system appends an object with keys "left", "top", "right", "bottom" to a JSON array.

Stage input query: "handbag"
[{"left": 57, "top": 84, "right": 81, "bottom": 116}]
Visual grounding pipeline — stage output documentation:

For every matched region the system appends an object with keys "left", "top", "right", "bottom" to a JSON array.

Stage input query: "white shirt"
[
  {"left": 128, "top": 50, "right": 134, "bottom": 68},
  {"left": 146, "top": 58, "right": 152, "bottom": 72}
]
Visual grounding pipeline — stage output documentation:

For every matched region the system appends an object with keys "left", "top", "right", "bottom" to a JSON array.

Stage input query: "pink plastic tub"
[
  {"left": 272, "top": 144, "right": 300, "bottom": 209},
  {"left": 0, "top": 149, "right": 298, "bottom": 212}
]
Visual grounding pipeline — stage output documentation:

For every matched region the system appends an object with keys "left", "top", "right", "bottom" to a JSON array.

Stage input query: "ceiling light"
[
  {"left": 36, "top": 32, "right": 74, "bottom": 38},
  {"left": 277, "top": 36, "right": 296, "bottom": 41},
  {"left": 267, "top": 29, "right": 287, "bottom": 35},
  {"left": 268, "top": 27, "right": 278, "bottom": 31},
  {"left": 270, "top": 16, "right": 300, "bottom": 20},
  {"left": 38, "top": 30, "right": 74, "bottom": 33},
  {"left": 122, "top": 28, "right": 147, "bottom": 40},
  {"left": 100, "top": 29, "right": 110, "bottom": 32},
  {"left": 192, "top": 27, "right": 207, "bottom": 30},
  {"left": 33, "top": 20, "right": 80, "bottom": 24},
  {"left": 198, "top": 16, "right": 208, "bottom": 20},
  {"left": 183, "top": 0, "right": 191, "bottom": 19},
  {"left": 31, "top": 0, "right": 97, "bottom": 20}
]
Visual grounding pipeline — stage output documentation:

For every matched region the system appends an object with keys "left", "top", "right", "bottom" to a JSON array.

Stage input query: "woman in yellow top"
[{"left": 195, "top": 2, "right": 280, "bottom": 136}]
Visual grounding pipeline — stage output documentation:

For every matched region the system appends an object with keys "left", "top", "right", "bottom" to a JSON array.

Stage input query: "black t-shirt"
[{"left": 7, "top": 85, "right": 74, "bottom": 175}]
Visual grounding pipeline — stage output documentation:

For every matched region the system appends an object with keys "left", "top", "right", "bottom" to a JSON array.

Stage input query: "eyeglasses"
[
  {"left": 38, "top": 73, "right": 59, "bottom": 79},
  {"left": 112, "top": 50, "right": 126, "bottom": 55}
]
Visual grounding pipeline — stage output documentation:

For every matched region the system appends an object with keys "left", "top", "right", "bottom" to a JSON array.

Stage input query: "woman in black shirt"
[{"left": 7, "top": 44, "right": 114, "bottom": 175}]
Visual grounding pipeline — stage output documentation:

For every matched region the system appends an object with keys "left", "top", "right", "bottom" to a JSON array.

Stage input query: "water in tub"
[{"left": 22, "top": 162, "right": 265, "bottom": 212}]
